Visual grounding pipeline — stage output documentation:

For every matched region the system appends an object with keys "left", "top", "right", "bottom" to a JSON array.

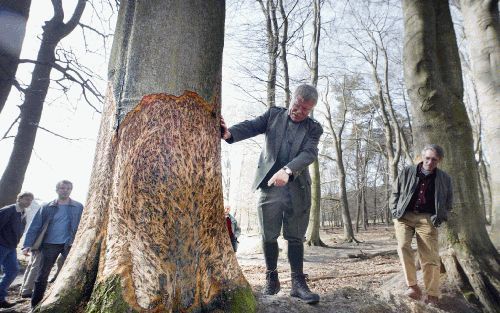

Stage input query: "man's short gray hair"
[
  {"left": 56, "top": 180, "right": 73, "bottom": 189},
  {"left": 17, "top": 191, "right": 34, "bottom": 200},
  {"left": 421, "top": 144, "right": 445, "bottom": 159},
  {"left": 294, "top": 84, "right": 318, "bottom": 104}
]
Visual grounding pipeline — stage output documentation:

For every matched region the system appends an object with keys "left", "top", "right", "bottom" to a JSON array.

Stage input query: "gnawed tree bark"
[
  {"left": 458, "top": 0, "right": 500, "bottom": 246},
  {"left": 403, "top": 1, "right": 500, "bottom": 312},
  {"left": 37, "top": 1, "right": 255, "bottom": 312},
  {"left": 0, "top": 0, "right": 32, "bottom": 114}
]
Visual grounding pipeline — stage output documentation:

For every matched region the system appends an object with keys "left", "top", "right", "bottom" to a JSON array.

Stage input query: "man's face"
[
  {"left": 56, "top": 183, "right": 73, "bottom": 200},
  {"left": 17, "top": 196, "right": 33, "bottom": 209},
  {"left": 289, "top": 96, "right": 316, "bottom": 122},
  {"left": 422, "top": 149, "right": 441, "bottom": 172}
]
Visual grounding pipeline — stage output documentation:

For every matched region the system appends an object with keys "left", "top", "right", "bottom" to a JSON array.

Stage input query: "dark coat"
[
  {"left": 228, "top": 107, "right": 323, "bottom": 210},
  {"left": 0, "top": 204, "right": 26, "bottom": 249},
  {"left": 390, "top": 165, "right": 453, "bottom": 226}
]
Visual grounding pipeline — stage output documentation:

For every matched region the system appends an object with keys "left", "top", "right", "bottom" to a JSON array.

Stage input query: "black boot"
[
  {"left": 264, "top": 269, "right": 281, "bottom": 295},
  {"left": 288, "top": 242, "right": 320, "bottom": 304},
  {"left": 263, "top": 242, "right": 280, "bottom": 295},
  {"left": 31, "top": 281, "right": 48, "bottom": 308}
]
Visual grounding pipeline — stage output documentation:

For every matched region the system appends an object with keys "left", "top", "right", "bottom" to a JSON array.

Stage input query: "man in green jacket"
[
  {"left": 221, "top": 84, "right": 323, "bottom": 304},
  {"left": 390, "top": 144, "right": 453, "bottom": 306}
]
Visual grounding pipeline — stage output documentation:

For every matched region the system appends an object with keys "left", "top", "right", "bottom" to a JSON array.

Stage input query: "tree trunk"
[
  {"left": 305, "top": 0, "right": 325, "bottom": 246},
  {"left": 257, "top": 0, "right": 278, "bottom": 108},
  {"left": 0, "top": 0, "right": 31, "bottom": 114},
  {"left": 403, "top": 1, "right": 500, "bottom": 312},
  {"left": 278, "top": 0, "right": 290, "bottom": 108},
  {"left": 458, "top": 0, "right": 500, "bottom": 246},
  {"left": 37, "top": 1, "right": 255, "bottom": 312},
  {"left": 0, "top": 0, "right": 85, "bottom": 208}
]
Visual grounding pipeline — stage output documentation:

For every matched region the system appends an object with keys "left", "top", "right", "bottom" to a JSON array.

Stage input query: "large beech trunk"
[
  {"left": 37, "top": 1, "right": 255, "bottom": 312},
  {"left": 458, "top": 0, "right": 500, "bottom": 246},
  {"left": 403, "top": 1, "right": 500, "bottom": 312}
]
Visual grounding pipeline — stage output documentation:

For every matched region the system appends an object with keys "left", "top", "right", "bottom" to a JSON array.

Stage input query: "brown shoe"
[
  {"left": 404, "top": 285, "right": 422, "bottom": 300},
  {"left": 425, "top": 295, "right": 439, "bottom": 306}
]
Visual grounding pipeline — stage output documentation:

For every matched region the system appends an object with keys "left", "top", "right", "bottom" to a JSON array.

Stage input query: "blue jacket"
[
  {"left": 23, "top": 199, "right": 83, "bottom": 248},
  {"left": 0, "top": 204, "right": 26, "bottom": 248}
]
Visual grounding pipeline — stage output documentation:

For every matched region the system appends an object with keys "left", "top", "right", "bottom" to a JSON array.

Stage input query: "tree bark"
[
  {"left": 0, "top": 0, "right": 31, "bottom": 114},
  {"left": 458, "top": 0, "right": 500, "bottom": 246},
  {"left": 257, "top": 0, "right": 278, "bottom": 108},
  {"left": 306, "top": 0, "right": 325, "bottom": 246},
  {"left": 37, "top": 1, "right": 255, "bottom": 312},
  {"left": 403, "top": 1, "right": 500, "bottom": 312},
  {"left": 0, "top": 0, "right": 85, "bottom": 208}
]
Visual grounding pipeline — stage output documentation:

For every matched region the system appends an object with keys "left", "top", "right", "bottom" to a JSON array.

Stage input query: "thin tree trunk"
[
  {"left": 324, "top": 77, "right": 356, "bottom": 242},
  {"left": 458, "top": 0, "right": 500, "bottom": 246},
  {"left": 37, "top": 1, "right": 255, "bottom": 312},
  {"left": 257, "top": 0, "right": 278, "bottom": 108},
  {"left": 278, "top": 0, "right": 290, "bottom": 108},
  {"left": 305, "top": 0, "right": 325, "bottom": 246},
  {"left": 403, "top": 1, "right": 500, "bottom": 311},
  {"left": 0, "top": 0, "right": 32, "bottom": 114},
  {"left": 0, "top": 0, "right": 85, "bottom": 208}
]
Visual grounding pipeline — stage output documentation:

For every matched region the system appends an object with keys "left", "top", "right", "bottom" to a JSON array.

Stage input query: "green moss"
[
  {"left": 224, "top": 285, "right": 257, "bottom": 313},
  {"left": 85, "top": 276, "right": 137, "bottom": 313}
]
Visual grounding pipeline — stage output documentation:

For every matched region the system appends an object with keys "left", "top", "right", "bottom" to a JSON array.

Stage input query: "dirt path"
[{"left": 1, "top": 226, "right": 482, "bottom": 312}]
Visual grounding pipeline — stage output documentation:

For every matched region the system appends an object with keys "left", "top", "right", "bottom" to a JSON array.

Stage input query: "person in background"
[
  {"left": 19, "top": 199, "right": 42, "bottom": 299},
  {"left": 390, "top": 144, "right": 453, "bottom": 306},
  {"left": 22, "top": 180, "right": 83, "bottom": 308},
  {"left": 0, "top": 191, "right": 34, "bottom": 308},
  {"left": 224, "top": 205, "right": 241, "bottom": 252}
]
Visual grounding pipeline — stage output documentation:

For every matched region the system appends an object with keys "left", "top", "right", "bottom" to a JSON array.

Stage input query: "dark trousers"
[{"left": 31, "top": 244, "right": 69, "bottom": 308}]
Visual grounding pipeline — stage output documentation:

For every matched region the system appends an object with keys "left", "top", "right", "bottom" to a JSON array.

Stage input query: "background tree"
[
  {"left": 306, "top": 0, "right": 325, "bottom": 247},
  {"left": 457, "top": 0, "right": 500, "bottom": 245},
  {"left": 0, "top": 0, "right": 32, "bottom": 114},
  {"left": 0, "top": 0, "right": 96, "bottom": 208},
  {"left": 37, "top": 1, "right": 255, "bottom": 312},
  {"left": 403, "top": 0, "right": 500, "bottom": 311}
]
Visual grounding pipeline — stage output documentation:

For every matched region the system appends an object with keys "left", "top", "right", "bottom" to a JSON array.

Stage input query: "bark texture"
[
  {"left": 458, "top": 0, "right": 500, "bottom": 245},
  {"left": 403, "top": 1, "right": 500, "bottom": 312},
  {"left": 37, "top": 1, "right": 255, "bottom": 312}
]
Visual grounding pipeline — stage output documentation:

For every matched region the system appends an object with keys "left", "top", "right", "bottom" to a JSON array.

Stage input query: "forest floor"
[
  {"left": 1, "top": 225, "right": 483, "bottom": 313},
  {"left": 237, "top": 225, "right": 482, "bottom": 313}
]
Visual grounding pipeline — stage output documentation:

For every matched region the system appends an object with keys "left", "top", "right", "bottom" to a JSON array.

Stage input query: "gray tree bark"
[
  {"left": 403, "top": 1, "right": 500, "bottom": 312},
  {"left": 37, "top": 1, "right": 255, "bottom": 312},
  {"left": 306, "top": 0, "right": 326, "bottom": 246},
  {"left": 458, "top": 0, "right": 500, "bottom": 246},
  {"left": 0, "top": 0, "right": 31, "bottom": 114}
]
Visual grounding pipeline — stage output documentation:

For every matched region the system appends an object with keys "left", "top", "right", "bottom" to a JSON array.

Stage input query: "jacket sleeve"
[
  {"left": 286, "top": 121, "right": 323, "bottom": 175},
  {"left": 0, "top": 206, "right": 13, "bottom": 230},
  {"left": 227, "top": 109, "right": 271, "bottom": 143},
  {"left": 232, "top": 216, "right": 241, "bottom": 239},
  {"left": 23, "top": 207, "right": 44, "bottom": 248},
  {"left": 389, "top": 170, "right": 403, "bottom": 217}
]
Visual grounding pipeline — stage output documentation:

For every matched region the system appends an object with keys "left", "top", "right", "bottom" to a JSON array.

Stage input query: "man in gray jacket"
[
  {"left": 221, "top": 84, "right": 323, "bottom": 304},
  {"left": 390, "top": 144, "right": 453, "bottom": 306}
]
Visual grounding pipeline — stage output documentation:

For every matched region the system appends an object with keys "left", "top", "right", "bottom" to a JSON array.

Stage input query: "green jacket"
[{"left": 390, "top": 164, "right": 453, "bottom": 227}]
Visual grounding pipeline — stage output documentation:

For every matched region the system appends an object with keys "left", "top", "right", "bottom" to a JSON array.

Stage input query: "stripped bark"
[{"left": 37, "top": 1, "right": 255, "bottom": 312}]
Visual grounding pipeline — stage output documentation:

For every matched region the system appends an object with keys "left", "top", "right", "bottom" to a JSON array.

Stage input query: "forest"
[{"left": 0, "top": 0, "right": 498, "bottom": 312}]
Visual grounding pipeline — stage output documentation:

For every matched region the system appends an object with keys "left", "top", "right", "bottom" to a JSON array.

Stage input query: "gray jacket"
[
  {"left": 390, "top": 164, "right": 453, "bottom": 227},
  {"left": 228, "top": 107, "right": 323, "bottom": 210}
]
